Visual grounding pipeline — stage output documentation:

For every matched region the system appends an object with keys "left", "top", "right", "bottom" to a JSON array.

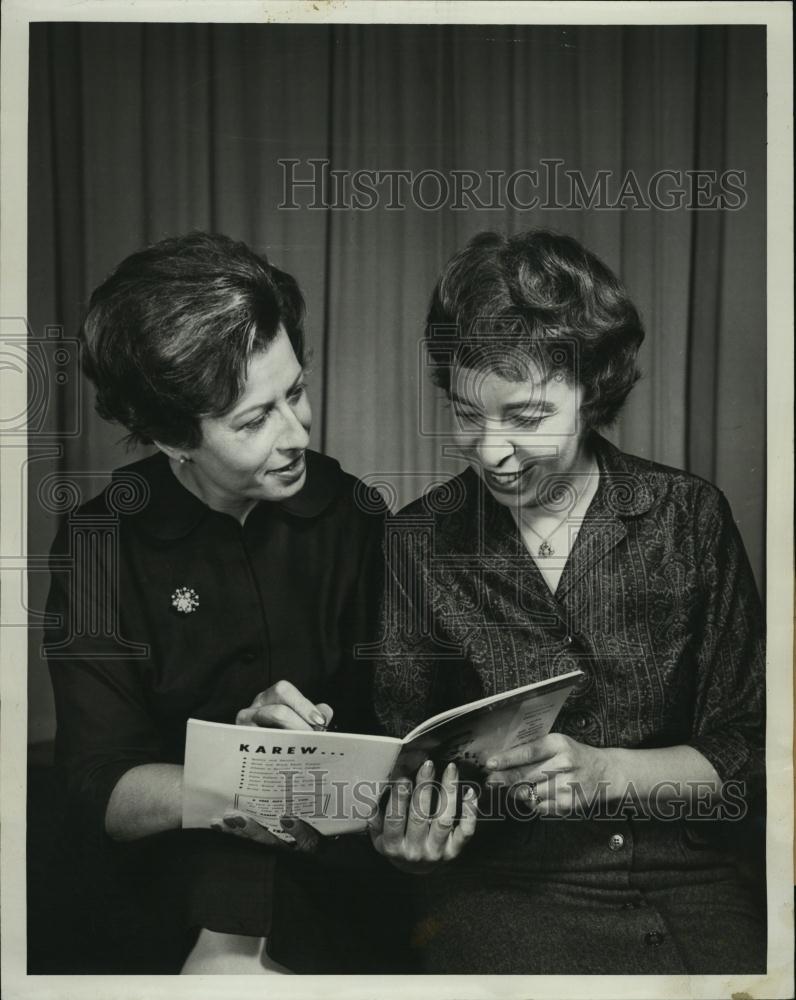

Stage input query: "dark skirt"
[
  {"left": 267, "top": 832, "right": 418, "bottom": 973},
  {"left": 409, "top": 814, "right": 766, "bottom": 974}
]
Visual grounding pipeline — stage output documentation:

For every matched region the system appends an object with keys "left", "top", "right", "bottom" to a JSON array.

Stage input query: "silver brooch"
[{"left": 171, "top": 587, "right": 199, "bottom": 614}]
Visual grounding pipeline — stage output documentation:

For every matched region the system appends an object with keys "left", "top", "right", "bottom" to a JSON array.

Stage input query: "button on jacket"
[
  {"left": 45, "top": 449, "right": 387, "bottom": 957},
  {"left": 373, "top": 432, "right": 765, "bottom": 974}
]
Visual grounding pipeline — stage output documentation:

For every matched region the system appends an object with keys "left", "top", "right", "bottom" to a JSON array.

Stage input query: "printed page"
[
  {"left": 403, "top": 669, "right": 584, "bottom": 741},
  {"left": 182, "top": 720, "right": 402, "bottom": 836},
  {"left": 398, "top": 676, "right": 581, "bottom": 779}
]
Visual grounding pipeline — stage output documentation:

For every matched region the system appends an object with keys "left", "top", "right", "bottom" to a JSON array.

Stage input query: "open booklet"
[{"left": 182, "top": 669, "right": 583, "bottom": 836}]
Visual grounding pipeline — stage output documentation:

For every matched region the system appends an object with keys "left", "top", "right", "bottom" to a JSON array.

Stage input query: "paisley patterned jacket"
[{"left": 374, "top": 433, "right": 765, "bottom": 795}]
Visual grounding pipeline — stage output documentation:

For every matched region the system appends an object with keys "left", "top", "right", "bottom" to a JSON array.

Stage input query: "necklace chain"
[{"left": 520, "top": 466, "right": 597, "bottom": 559}]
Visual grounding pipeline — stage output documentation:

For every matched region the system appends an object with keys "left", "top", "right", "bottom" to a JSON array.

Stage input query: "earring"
[{"left": 179, "top": 456, "right": 189, "bottom": 464}]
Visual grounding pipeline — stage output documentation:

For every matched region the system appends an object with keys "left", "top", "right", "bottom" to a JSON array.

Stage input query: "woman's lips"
[
  {"left": 268, "top": 452, "right": 306, "bottom": 482},
  {"left": 483, "top": 464, "right": 535, "bottom": 493}
]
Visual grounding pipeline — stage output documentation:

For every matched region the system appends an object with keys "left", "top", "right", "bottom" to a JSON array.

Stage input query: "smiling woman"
[
  {"left": 166, "top": 331, "right": 312, "bottom": 519},
  {"left": 448, "top": 366, "right": 595, "bottom": 592},
  {"left": 43, "top": 232, "right": 411, "bottom": 973},
  {"left": 375, "top": 230, "right": 766, "bottom": 974}
]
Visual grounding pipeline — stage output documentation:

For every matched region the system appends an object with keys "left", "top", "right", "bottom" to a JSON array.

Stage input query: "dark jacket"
[
  {"left": 375, "top": 432, "right": 764, "bottom": 792},
  {"left": 372, "top": 433, "right": 766, "bottom": 973},
  {"left": 44, "top": 448, "right": 387, "bottom": 967}
]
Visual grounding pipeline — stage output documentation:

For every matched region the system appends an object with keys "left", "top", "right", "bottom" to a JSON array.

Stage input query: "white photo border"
[{"left": 1, "top": 2, "right": 792, "bottom": 998}]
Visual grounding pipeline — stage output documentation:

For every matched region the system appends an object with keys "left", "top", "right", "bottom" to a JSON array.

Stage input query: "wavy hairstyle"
[
  {"left": 425, "top": 229, "right": 644, "bottom": 428},
  {"left": 81, "top": 231, "right": 306, "bottom": 448}
]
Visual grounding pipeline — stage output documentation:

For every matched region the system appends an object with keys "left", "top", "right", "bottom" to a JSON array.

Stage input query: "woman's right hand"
[
  {"left": 368, "top": 760, "right": 478, "bottom": 873},
  {"left": 236, "top": 679, "right": 333, "bottom": 731},
  {"left": 218, "top": 681, "right": 330, "bottom": 853}
]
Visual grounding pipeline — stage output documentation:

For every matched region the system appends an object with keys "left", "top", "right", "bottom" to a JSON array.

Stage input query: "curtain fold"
[{"left": 27, "top": 23, "right": 766, "bottom": 741}]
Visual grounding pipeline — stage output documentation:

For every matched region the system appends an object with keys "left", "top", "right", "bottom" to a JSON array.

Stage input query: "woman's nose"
[
  {"left": 475, "top": 431, "right": 514, "bottom": 468},
  {"left": 278, "top": 403, "right": 311, "bottom": 452}
]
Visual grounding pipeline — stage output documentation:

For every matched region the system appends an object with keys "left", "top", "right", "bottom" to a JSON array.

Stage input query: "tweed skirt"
[{"left": 409, "top": 815, "right": 766, "bottom": 975}]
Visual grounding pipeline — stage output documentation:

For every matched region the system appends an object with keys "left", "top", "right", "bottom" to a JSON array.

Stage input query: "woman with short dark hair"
[
  {"left": 376, "top": 229, "right": 766, "bottom": 974},
  {"left": 81, "top": 231, "right": 308, "bottom": 452},
  {"left": 45, "top": 232, "right": 472, "bottom": 974},
  {"left": 425, "top": 229, "right": 644, "bottom": 426}
]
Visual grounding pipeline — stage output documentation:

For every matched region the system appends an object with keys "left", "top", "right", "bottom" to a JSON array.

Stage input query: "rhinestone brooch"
[{"left": 171, "top": 587, "right": 200, "bottom": 614}]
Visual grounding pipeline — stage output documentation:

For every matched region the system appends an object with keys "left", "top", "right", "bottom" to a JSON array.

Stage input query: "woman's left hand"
[
  {"left": 210, "top": 812, "right": 321, "bottom": 852},
  {"left": 368, "top": 760, "right": 479, "bottom": 873},
  {"left": 484, "top": 733, "right": 613, "bottom": 816}
]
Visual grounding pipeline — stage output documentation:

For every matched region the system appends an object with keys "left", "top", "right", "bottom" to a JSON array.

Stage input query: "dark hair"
[
  {"left": 80, "top": 231, "right": 306, "bottom": 448},
  {"left": 425, "top": 230, "right": 644, "bottom": 428}
]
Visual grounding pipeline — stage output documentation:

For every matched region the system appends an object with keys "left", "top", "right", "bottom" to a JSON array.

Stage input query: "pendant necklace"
[
  {"left": 523, "top": 516, "right": 570, "bottom": 559},
  {"left": 521, "top": 466, "right": 597, "bottom": 559}
]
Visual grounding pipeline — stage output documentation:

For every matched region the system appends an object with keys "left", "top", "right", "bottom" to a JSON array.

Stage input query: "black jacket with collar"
[{"left": 44, "top": 448, "right": 388, "bottom": 959}]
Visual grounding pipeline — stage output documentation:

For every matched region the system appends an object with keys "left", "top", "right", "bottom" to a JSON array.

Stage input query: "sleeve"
[
  {"left": 44, "top": 516, "right": 163, "bottom": 853},
  {"left": 321, "top": 488, "right": 389, "bottom": 735},
  {"left": 267, "top": 496, "right": 421, "bottom": 971},
  {"left": 373, "top": 513, "right": 443, "bottom": 738},
  {"left": 44, "top": 515, "right": 200, "bottom": 970},
  {"left": 687, "top": 490, "right": 766, "bottom": 794}
]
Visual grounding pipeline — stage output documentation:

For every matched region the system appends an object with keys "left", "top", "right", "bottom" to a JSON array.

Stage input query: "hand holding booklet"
[{"left": 182, "top": 669, "right": 584, "bottom": 836}]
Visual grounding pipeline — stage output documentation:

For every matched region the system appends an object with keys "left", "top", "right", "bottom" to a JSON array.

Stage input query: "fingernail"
[
  {"left": 222, "top": 816, "right": 237, "bottom": 828},
  {"left": 422, "top": 759, "right": 434, "bottom": 775},
  {"left": 444, "top": 761, "right": 457, "bottom": 777},
  {"left": 311, "top": 711, "right": 326, "bottom": 726},
  {"left": 486, "top": 757, "right": 498, "bottom": 769},
  {"left": 463, "top": 787, "right": 477, "bottom": 801}
]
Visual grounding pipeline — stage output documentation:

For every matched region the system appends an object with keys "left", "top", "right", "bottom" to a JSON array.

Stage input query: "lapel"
[
  {"left": 554, "top": 433, "right": 656, "bottom": 601},
  {"left": 554, "top": 495, "right": 626, "bottom": 600}
]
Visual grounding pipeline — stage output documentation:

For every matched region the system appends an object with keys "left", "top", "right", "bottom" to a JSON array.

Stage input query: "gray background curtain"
[{"left": 27, "top": 23, "right": 766, "bottom": 743}]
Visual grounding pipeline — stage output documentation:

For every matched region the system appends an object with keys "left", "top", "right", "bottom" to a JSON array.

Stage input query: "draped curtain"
[{"left": 27, "top": 23, "right": 766, "bottom": 741}]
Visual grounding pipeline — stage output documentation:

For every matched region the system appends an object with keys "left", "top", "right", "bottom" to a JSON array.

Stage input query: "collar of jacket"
[
  {"left": 555, "top": 432, "right": 658, "bottom": 597},
  {"left": 119, "top": 449, "right": 344, "bottom": 541},
  {"left": 586, "top": 432, "right": 657, "bottom": 519}
]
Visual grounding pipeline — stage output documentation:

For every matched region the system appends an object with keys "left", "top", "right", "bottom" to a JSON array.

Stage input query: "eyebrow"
[
  {"left": 449, "top": 392, "right": 557, "bottom": 415},
  {"left": 230, "top": 370, "right": 305, "bottom": 422}
]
